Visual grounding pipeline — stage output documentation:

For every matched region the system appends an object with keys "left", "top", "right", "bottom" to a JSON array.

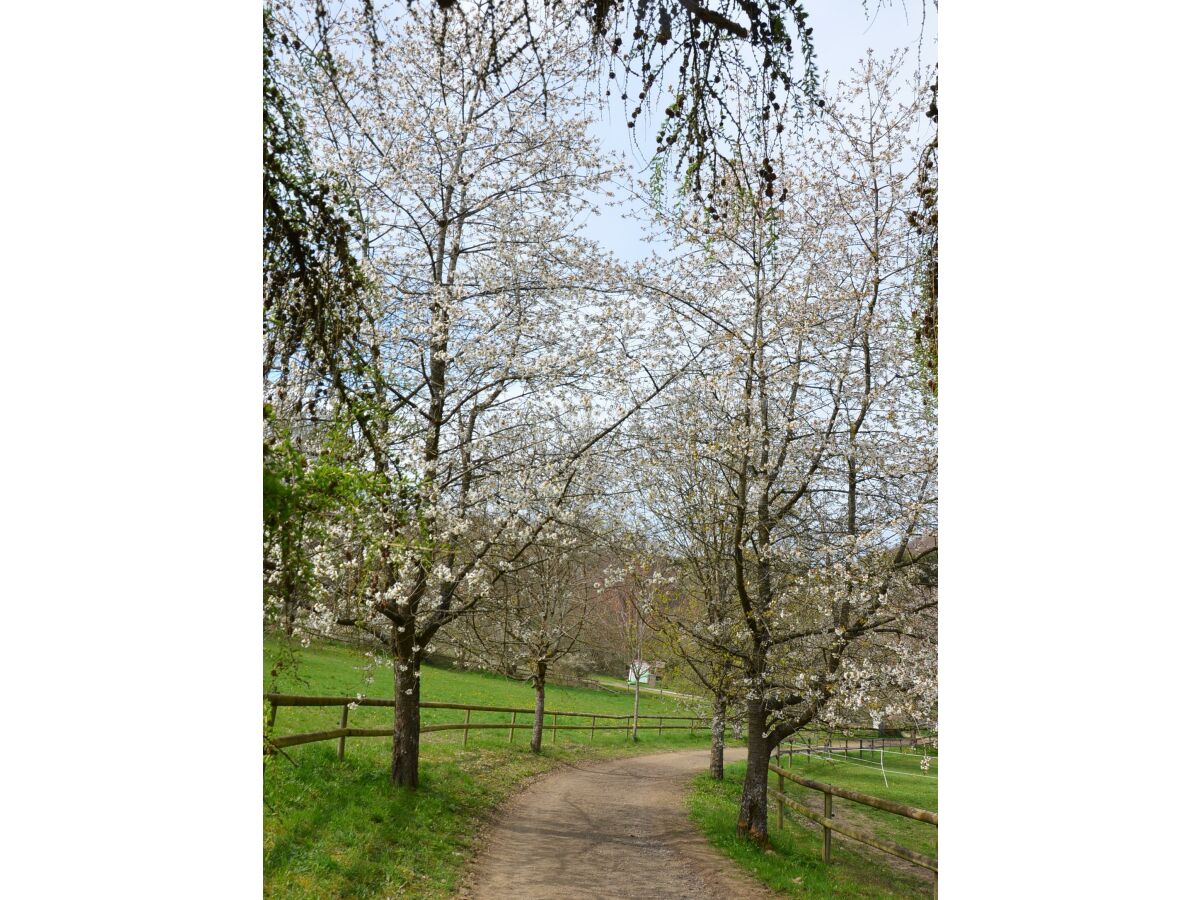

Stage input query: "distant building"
[{"left": 627, "top": 659, "right": 656, "bottom": 686}]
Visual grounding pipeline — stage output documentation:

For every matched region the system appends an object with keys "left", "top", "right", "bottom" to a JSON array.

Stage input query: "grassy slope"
[
  {"left": 264, "top": 639, "right": 716, "bottom": 899},
  {"left": 688, "top": 751, "right": 937, "bottom": 898}
]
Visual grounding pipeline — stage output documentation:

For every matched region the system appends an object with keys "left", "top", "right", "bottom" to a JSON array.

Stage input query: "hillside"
[{"left": 264, "top": 639, "right": 717, "bottom": 898}]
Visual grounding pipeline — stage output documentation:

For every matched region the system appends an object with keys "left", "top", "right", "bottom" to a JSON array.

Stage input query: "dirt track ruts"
[{"left": 461, "top": 747, "right": 774, "bottom": 899}]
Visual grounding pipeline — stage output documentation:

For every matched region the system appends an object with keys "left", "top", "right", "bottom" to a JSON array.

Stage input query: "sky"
[{"left": 583, "top": 0, "right": 939, "bottom": 262}]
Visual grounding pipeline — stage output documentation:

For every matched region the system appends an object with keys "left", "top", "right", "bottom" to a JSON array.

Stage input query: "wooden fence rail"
[
  {"left": 265, "top": 693, "right": 700, "bottom": 720},
  {"left": 778, "top": 738, "right": 933, "bottom": 767},
  {"left": 267, "top": 693, "right": 625, "bottom": 718},
  {"left": 264, "top": 693, "right": 707, "bottom": 755},
  {"left": 767, "top": 763, "right": 937, "bottom": 874}
]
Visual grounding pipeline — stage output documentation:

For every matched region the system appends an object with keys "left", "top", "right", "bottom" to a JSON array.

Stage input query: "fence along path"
[
  {"left": 263, "top": 693, "right": 706, "bottom": 757},
  {"left": 768, "top": 757, "right": 938, "bottom": 880},
  {"left": 267, "top": 693, "right": 936, "bottom": 888}
]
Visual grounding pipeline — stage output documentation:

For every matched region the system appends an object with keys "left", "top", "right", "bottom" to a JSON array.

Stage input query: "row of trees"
[{"left": 263, "top": 0, "right": 936, "bottom": 847}]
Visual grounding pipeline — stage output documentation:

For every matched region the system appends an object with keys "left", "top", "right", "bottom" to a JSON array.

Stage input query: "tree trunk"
[
  {"left": 530, "top": 663, "right": 547, "bottom": 753},
  {"left": 710, "top": 694, "right": 727, "bottom": 780},
  {"left": 736, "top": 697, "right": 771, "bottom": 846},
  {"left": 391, "top": 637, "right": 421, "bottom": 788},
  {"left": 631, "top": 673, "right": 641, "bottom": 741},
  {"left": 280, "top": 554, "right": 297, "bottom": 637},
  {"left": 282, "top": 597, "right": 296, "bottom": 637}
]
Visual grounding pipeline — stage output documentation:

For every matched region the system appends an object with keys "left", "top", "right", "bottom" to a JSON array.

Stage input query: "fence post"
[
  {"left": 777, "top": 765, "right": 785, "bottom": 829},
  {"left": 658, "top": 716, "right": 663, "bottom": 736},
  {"left": 338, "top": 704, "right": 349, "bottom": 761},
  {"left": 591, "top": 715, "right": 596, "bottom": 742},
  {"left": 508, "top": 710, "right": 516, "bottom": 743},
  {"left": 823, "top": 789, "right": 833, "bottom": 863},
  {"left": 268, "top": 700, "right": 277, "bottom": 729},
  {"left": 626, "top": 716, "right": 630, "bottom": 740},
  {"left": 553, "top": 713, "right": 558, "bottom": 743},
  {"left": 859, "top": 738, "right": 863, "bottom": 759},
  {"left": 463, "top": 708, "right": 471, "bottom": 747}
]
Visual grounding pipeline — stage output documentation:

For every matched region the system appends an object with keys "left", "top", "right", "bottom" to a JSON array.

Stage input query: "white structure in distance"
[{"left": 627, "top": 660, "right": 655, "bottom": 686}]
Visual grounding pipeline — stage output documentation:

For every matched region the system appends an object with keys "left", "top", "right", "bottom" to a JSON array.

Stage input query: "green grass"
[
  {"left": 774, "top": 747, "right": 937, "bottom": 858},
  {"left": 688, "top": 754, "right": 937, "bottom": 898},
  {"left": 264, "top": 639, "right": 717, "bottom": 898},
  {"left": 266, "top": 639, "right": 704, "bottom": 735}
]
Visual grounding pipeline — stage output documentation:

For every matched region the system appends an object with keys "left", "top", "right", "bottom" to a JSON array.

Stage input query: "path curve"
[{"left": 462, "top": 747, "right": 774, "bottom": 899}]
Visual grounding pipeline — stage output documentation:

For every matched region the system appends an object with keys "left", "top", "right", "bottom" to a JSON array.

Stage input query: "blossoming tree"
[
  {"left": 632, "top": 53, "right": 938, "bottom": 843},
  {"left": 272, "top": 0, "right": 683, "bottom": 787},
  {"left": 465, "top": 534, "right": 600, "bottom": 752}
]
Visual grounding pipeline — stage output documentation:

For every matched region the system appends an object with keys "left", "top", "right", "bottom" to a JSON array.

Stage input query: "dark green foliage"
[
  {"left": 909, "top": 78, "right": 938, "bottom": 398},
  {"left": 262, "top": 408, "right": 379, "bottom": 541},
  {"left": 264, "top": 5, "right": 402, "bottom": 633},
  {"left": 263, "top": 406, "right": 390, "bottom": 634},
  {"left": 263, "top": 6, "right": 368, "bottom": 386}
]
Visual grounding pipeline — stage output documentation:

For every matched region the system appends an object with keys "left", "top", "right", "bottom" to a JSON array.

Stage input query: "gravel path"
[{"left": 461, "top": 747, "right": 775, "bottom": 899}]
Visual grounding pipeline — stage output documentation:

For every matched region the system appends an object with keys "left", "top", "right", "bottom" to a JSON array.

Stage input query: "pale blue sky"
[{"left": 584, "top": 0, "right": 938, "bottom": 262}]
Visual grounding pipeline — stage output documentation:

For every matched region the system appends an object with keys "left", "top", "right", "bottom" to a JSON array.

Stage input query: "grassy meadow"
[
  {"left": 263, "top": 638, "right": 715, "bottom": 898},
  {"left": 688, "top": 747, "right": 938, "bottom": 898}
]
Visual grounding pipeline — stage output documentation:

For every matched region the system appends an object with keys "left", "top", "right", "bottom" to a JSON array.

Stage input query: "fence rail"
[
  {"left": 781, "top": 735, "right": 936, "bottom": 759},
  {"left": 768, "top": 762, "right": 937, "bottom": 874},
  {"left": 264, "top": 693, "right": 707, "bottom": 756}
]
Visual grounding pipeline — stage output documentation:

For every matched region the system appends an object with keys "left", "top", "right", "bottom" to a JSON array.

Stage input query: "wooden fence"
[
  {"left": 767, "top": 761, "right": 937, "bottom": 876},
  {"left": 781, "top": 734, "right": 934, "bottom": 759},
  {"left": 264, "top": 693, "right": 707, "bottom": 758}
]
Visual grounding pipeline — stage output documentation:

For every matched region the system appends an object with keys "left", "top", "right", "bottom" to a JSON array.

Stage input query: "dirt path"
[{"left": 461, "top": 747, "right": 775, "bottom": 899}]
